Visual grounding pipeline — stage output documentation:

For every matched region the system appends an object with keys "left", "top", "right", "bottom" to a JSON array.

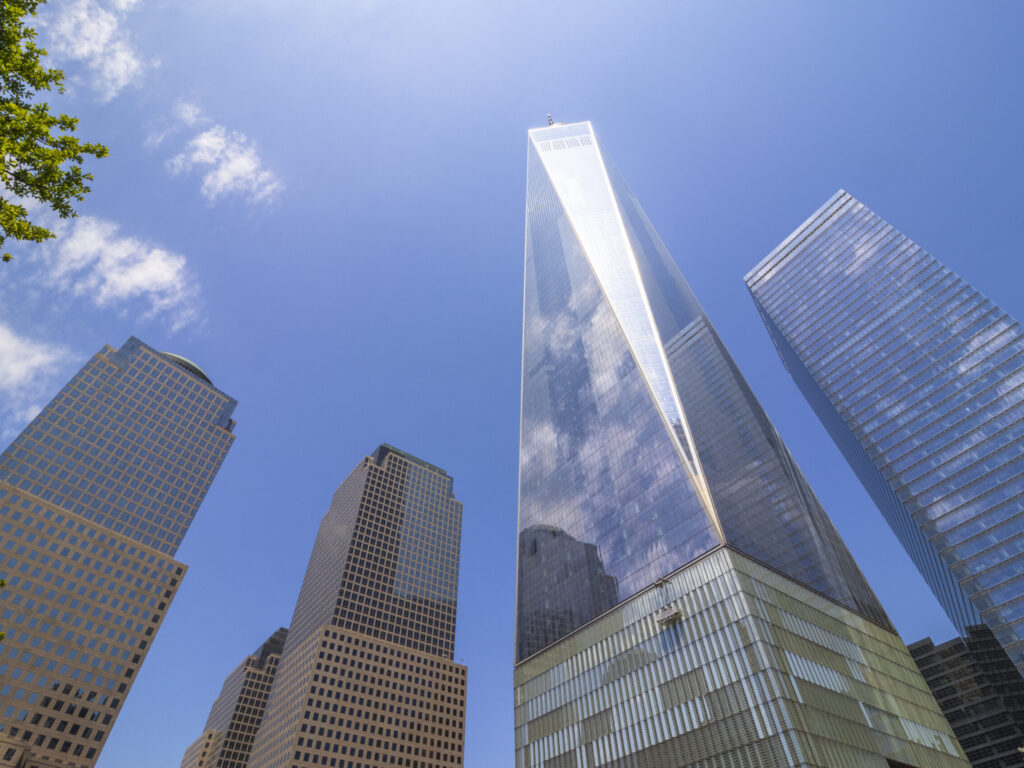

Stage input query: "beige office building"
[
  {"left": 0, "top": 338, "right": 237, "bottom": 767},
  {"left": 248, "top": 445, "right": 466, "bottom": 768},
  {"left": 180, "top": 629, "right": 288, "bottom": 768}
]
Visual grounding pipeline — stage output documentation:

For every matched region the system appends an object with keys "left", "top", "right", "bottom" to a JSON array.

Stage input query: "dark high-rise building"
[
  {"left": 908, "top": 626, "right": 1024, "bottom": 768},
  {"left": 745, "top": 191, "right": 1024, "bottom": 677},
  {"left": 514, "top": 122, "right": 969, "bottom": 767},
  {"left": 248, "top": 445, "right": 466, "bottom": 768},
  {"left": 0, "top": 337, "right": 236, "bottom": 767},
  {"left": 180, "top": 629, "right": 288, "bottom": 768}
]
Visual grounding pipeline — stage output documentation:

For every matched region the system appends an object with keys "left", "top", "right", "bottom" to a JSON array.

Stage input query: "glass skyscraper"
[
  {"left": 248, "top": 445, "right": 466, "bottom": 768},
  {"left": 745, "top": 190, "right": 1024, "bottom": 677},
  {"left": 908, "top": 625, "right": 1024, "bottom": 768},
  {"left": 0, "top": 337, "right": 237, "bottom": 767},
  {"left": 515, "top": 123, "right": 968, "bottom": 767}
]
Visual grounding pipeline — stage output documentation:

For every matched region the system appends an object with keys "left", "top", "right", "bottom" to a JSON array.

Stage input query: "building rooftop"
[
  {"left": 158, "top": 351, "right": 214, "bottom": 386},
  {"left": 374, "top": 444, "right": 449, "bottom": 477}
]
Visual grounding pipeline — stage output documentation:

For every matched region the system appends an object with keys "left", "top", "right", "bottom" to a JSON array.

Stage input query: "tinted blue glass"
[
  {"left": 516, "top": 135, "right": 720, "bottom": 661},
  {"left": 663, "top": 316, "right": 888, "bottom": 626},
  {"left": 0, "top": 337, "right": 236, "bottom": 556},
  {"left": 608, "top": 166, "right": 887, "bottom": 628},
  {"left": 747, "top": 191, "right": 1024, "bottom": 674}
]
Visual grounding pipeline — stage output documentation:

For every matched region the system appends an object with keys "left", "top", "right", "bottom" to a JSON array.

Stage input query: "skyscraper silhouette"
[
  {"left": 249, "top": 445, "right": 466, "bottom": 768},
  {"left": 746, "top": 190, "right": 1024, "bottom": 677},
  {"left": 0, "top": 337, "right": 237, "bottom": 767},
  {"left": 514, "top": 123, "right": 968, "bottom": 767}
]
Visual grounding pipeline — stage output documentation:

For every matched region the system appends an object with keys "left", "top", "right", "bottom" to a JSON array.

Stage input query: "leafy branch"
[{"left": 1, "top": 0, "right": 109, "bottom": 262}]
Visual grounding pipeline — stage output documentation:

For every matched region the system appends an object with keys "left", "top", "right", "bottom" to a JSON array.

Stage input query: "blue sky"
[{"left": 2, "top": 1, "right": 1023, "bottom": 765}]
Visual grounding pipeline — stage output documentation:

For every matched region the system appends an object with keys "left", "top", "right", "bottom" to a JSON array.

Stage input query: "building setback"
[
  {"left": 514, "top": 121, "right": 969, "bottom": 767},
  {"left": 745, "top": 191, "right": 1024, "bottom": 676},
  {"left": 180, "top": 629, "right": 288, "bottom": 768},
  {"left": 908, "top": 626, "right": 1024, "bottom": 768},
  {"left": 0, "top": 337, "right": 237, "bottom": 767},
  {"left": 248, "top": 445, "right": 466, "bottom": 768}
]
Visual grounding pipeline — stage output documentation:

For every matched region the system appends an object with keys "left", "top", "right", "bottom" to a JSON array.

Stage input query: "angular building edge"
[{"left": 0, "top": 335, "right": 237, "bottom": 767}]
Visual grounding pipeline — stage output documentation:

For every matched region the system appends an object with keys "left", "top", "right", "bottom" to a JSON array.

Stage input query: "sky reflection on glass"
[{"left": 516, "top": 126, "right": 888, "bottom": 662}]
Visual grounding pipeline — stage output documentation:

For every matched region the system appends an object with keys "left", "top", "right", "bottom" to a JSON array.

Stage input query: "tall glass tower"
[
  {"left": 0, "top": 337, "right": 236, "bottom": 767},
  {"left": 248, "top": 445, "right": 466, "bottom": 768},
  {"left": 745, "top": 190, "right": 1024, "bottom": 677},
  {"left": 515, "top": 123, "right": 969, "bottom": 768}
]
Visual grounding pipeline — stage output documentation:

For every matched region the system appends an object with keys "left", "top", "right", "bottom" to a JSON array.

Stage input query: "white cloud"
[
  {"left": 47, "top": 0, "right": 145, "bottom": 101},
  {"left": 145, "top": 100, "right": 207, "bottom": 148},
  {"left": 0, "top": 325, "right": 69, "bottom": 440},
  {"left": 173, "top": 100, "right": 205, "bottom": 127},
  {"left": 169, "top": 125, "right": 283, "bottom": 204},
  {"left": 0, "top": 327, "right": 67, "bottom": 396},
  {"left": 46, "top": 217, "right": 201, "bottom": 331}
]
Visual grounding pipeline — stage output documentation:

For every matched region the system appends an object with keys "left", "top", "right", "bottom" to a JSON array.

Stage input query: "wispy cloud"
[
  {"left": 46, "top": 0, "right": 145, "bottom": 101},
  {"left": 145, "top": 99, "right": 207, "bottom": 148},
  {"left": 168, "top": 125, "right": 283, "bottom": 204},
  {"left": 45, "top": 217, "right": 201, "bottom": 331},
  {"left": 148, "top": 101, "right": 283, "bottom": 205},
  {"left": 0, "top": 325, "right": 70, "bottom": 440},
  {"left": 173, "top": 100, "right": 204, "bottom": 127}
]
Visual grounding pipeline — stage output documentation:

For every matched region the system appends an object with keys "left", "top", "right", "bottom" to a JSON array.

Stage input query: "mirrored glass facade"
[
  {"left": 746, "top": 191, "right": 1024, "bottom": 676},
  {"left": 0, "top": 337, "right": 236, "bottom": 768},
  {"left": 249, "top": 445, "right": 466, "bottom": 768},
  {"left": 517, "top": 123, "right": 888, "bottom": 663}
]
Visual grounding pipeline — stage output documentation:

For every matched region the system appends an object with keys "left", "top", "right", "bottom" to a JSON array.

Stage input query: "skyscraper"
[
  {"left": 248, "top": 444, "right": 466, "bottom": 768},
  {"left": 180, "top": 628, "right": 288, "bottom": 768},
  {"left": 908, "top": 626, "right": 1024, "bottom": 768},
  {"left": 745, "top": 190, "right": 1024, "bottom": 676},
  {"left": 0, "top": 337, "right": 237, "bottom": 767},
  {"left": 515, "top": 122, "right": 968, "bottom": 767}
]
